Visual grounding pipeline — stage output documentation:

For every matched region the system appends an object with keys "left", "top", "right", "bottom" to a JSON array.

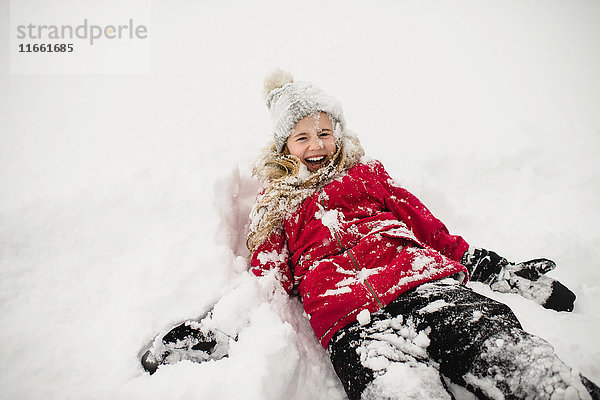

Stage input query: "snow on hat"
[{"left": 263, "top": 68, "right": 346, "bottom": 153}]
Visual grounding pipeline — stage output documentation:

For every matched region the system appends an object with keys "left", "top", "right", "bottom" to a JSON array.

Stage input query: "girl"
[{"left": 142, "top": 70, "right": 599, "bottom": 400}]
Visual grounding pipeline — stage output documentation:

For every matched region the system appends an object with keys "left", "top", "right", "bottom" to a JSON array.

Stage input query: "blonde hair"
[{"left": 247, "top": 132, "right": 364, "bottom": 255}]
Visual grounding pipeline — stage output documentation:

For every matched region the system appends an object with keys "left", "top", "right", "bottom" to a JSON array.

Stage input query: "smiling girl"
[
  {"left": 142, "top": 70, "right": 599, "bottom": 400},
  {"left": 247, "top": 69, "right": 597, "bottom": 399},
  {"left": 286, "top": 112, "right": 336, "bottom": 171}
]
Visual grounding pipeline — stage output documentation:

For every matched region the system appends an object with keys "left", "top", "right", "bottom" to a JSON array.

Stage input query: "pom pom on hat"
[
  {"left": 263, "top": 68, "right": 346, "bottom": 153},
  {"left": 263, "top": 68, "right": 294, "bottom": 101}
]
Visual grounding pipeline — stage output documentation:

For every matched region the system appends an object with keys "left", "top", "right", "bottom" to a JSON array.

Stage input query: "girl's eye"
[
  {"left": 296, "top": 137, "right": 307, "bottom": 142},
  {"left": 319, "top": 132, "right": 331, "bottom": 138}
]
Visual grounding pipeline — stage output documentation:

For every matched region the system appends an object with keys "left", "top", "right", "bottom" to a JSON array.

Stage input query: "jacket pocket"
[{"left": 378, "top": 226, "right": 423, "bottom": 247}]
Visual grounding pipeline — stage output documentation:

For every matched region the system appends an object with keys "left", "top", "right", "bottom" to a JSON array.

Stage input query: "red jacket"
[{"left": 250, "top": 159, "right": 469, "bottom": 347}]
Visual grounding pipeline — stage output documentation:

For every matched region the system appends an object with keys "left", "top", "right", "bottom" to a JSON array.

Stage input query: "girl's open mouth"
[{"left": 305, "top": 156, "right": 327, "bottom": 170}]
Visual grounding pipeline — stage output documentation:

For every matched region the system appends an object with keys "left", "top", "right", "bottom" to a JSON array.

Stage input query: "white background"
[{"left": 1, "top": 1, "right": 599, "bottom": 399}]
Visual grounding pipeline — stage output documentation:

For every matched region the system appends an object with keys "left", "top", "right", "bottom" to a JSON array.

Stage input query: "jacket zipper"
[{"left": 321, "top": 193, "right": 384, "bottom": 309}]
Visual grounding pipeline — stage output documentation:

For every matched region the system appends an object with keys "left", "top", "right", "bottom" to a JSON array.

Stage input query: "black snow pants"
[{"left": 328, "top": 280, "right": 600, "bottom": 400}]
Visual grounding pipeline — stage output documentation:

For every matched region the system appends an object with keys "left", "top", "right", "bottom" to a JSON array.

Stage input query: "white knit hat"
[{"left": 263, "top": 69, "right": 346, "bottom": 153}]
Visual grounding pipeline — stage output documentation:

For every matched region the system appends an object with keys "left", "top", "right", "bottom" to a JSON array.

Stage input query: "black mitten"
[
  {"left": 461, "top": 248, "right": 576, "bottom": 312},
  {"left": 461, "top": 248, "right": 510, "bottom": 284},
  {"left": 141, "top": 319, "right": 231, "bottom": 374}
]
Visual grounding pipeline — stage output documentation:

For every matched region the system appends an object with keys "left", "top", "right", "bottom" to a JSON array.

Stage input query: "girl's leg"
[
  {"left": 328, "top": 280, "right": 599, "bottom": 399},
  {"left": 328, "top": 309, "right": 453, "bottom": 400},
  {"left": 328, "top": 326, "right": 376, "bottom": 400},
  {"left": 394, "top": 281, "right": 599, "bottom": 400},
  {"left": 464, "top": 327, "right": 597, "bottom": 400}
]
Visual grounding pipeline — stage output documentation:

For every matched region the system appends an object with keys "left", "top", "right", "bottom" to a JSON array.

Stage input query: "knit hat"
[{"left": 263, "top": 69, "right": 346, "bottom": 153}]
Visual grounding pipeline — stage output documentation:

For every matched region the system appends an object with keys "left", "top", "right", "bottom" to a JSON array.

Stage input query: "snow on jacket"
[{"left": 250, "top": 159, "right": 470, "bottom": 347}]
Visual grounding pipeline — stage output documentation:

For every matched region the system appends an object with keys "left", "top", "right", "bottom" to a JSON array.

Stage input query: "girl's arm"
[
  {"left": 142, "top": 226, "right": 294, "bottom": 374},
  {"left": 461, "top": 247, "right": 576, "bottom": 311},
  {"left": 371, "top": 160, "right": 469, "bottom": 262},
  {"left": 249, "top": 229, "right": 294, "bottom": 294},
  {"left": 369, "top": 160, "right": 575, "bottom": 312},
  {"left": 141, "top": 246, "right": 293, "bottom": 374}
]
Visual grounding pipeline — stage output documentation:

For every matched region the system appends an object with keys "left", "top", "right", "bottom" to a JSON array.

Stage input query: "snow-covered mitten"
[
  {"left": 461, "top": 248, "right": 576, "bottom": 312},
  {"left": 141, "top": 319, "right": 231, "bottom": 374}
]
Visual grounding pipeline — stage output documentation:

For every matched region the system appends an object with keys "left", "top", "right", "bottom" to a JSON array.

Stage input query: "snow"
[
  {"left": 1, "top": 1, "right": 600, "bottom": 399},
  {"left": 322, "top": 286, "right": 353, "bottom": 298},
  {"left": 357, "top": 309, "right": 371, "bottom": 326},
  {"left": 363, "top": 362, "right": 453, "bottom": 400},
  {"left": 315, "top": 203, "right": 343, "bottom": 234},
  {"left": 410, "top": 252, "right": 437, "bottom": 272},
  {"left": 257, "top": 250, "right": 286, "bottom": 265},
  {"left": 356, "top": 317, "right": 444, "bottom": 399},
  {"left": 419, "top": 300, "right": 455, "bottom": 314}
]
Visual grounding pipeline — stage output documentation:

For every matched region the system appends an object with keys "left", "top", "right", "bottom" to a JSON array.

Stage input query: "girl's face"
[{"left": 286, "top": 112, "right": 337, "bottom": 172}]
